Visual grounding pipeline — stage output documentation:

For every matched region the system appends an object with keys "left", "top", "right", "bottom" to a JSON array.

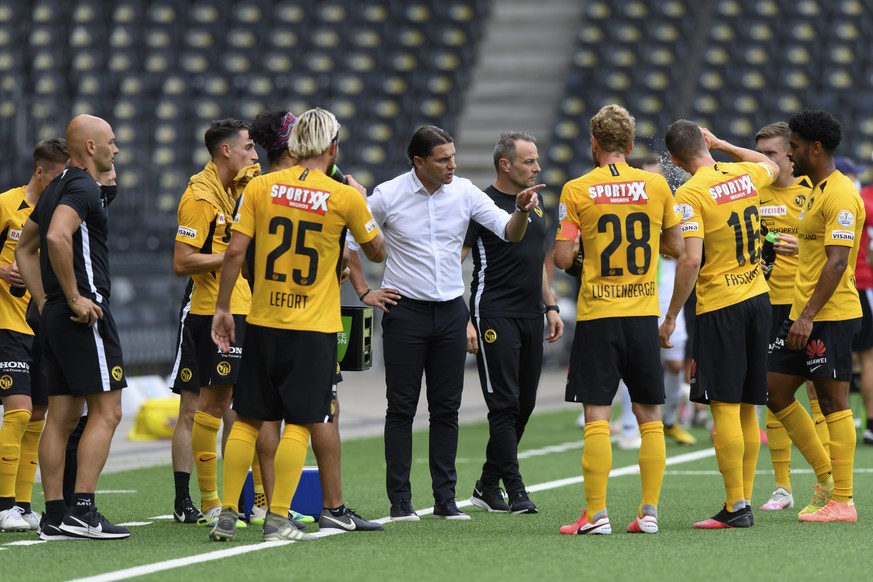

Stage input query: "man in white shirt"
[{"left": 351, "top": 126, "right": 542, "bottom": 520}]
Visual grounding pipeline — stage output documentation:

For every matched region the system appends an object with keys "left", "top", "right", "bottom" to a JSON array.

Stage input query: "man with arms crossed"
[{"left": 767, "top": 110, "right": 863, "bottom": 522}]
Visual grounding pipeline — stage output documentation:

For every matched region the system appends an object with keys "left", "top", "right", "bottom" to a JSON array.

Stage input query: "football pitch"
[{"left": 2, "top": 404, "right": 871, "bottom": 582}]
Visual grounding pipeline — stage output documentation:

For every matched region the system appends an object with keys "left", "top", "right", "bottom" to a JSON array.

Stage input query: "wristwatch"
[{"left": 545, "top": 305, "right": 560, "bottom": 313}]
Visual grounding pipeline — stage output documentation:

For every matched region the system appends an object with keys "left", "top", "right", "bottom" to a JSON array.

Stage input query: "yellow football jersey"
[
  {"left": 0, "top": 186, "right": 33, "bottom": 335},
  {"left": 676, "top": 161, "right": 774, "bottom": 314},
  {"left": 176, "top": 188, "right": 251, "bottom": 316},
  {"left": 759, "top": 177, "right": 812, "bottom": 306},
  {"left": 791, "top": 170, "right": 864, "bottom": 322},
  {"left": 235, "top": 165, "right": 379, "bottom": 332},
  {"left": 557, "top": 162, "right": 681, "bottom": 320}
]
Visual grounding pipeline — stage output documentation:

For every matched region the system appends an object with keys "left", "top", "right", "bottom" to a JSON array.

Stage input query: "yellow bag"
[{"left": 128, "top": 396, "right": 180, "bottom": 441}]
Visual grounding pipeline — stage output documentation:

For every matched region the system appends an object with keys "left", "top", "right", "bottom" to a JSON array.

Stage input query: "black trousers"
[
  {"left": 472, "top": 316, "right": 543, "bottom": 496},
  {"left": 382, "top": 296, "right": 467, "bottom": 504}
]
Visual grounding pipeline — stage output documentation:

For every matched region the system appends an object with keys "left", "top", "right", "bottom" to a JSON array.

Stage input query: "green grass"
[{"left": 3, "top": 401, "right": 872, "bottom": 581}]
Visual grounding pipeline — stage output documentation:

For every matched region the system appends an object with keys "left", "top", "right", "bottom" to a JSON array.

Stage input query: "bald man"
[{"left": 16, "top": 115, "right": 130, "bottom": 540}]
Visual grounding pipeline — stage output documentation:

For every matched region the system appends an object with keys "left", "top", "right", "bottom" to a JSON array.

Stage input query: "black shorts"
[
  {"left": 39, "top": 301, "right": 127, "bottom": 397},
  {"left": 770, "top": 303, "right": 791, "bottom": 351},
  {"left": 565, "top": 316, "right": 665, "bottom": 406},
  {"left": 169, "top": 312, "right": 246, "bottom": 393},
  {"left": 233, "top": 324, "right": 335, "bottom": 424},
  {"left": 473, "top": 315, "right": 544, "bottom": 411},
  {"left": 0, "top": 329, "right": 34, "bottom": 398},
  {"left": 854, "top": 289, "right": 873, "bottom": 351},
  {"left": 690, "top": 293, "right": 770, "bottom": 405},
  {"left": 769, "top": 318, "right": 860, "bottom": 381}
]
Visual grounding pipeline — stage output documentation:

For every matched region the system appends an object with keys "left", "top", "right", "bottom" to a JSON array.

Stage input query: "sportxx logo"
[
  {"left": 588, "top": 181, "right": 648, "bottom": 204},
  {"left": 708, "top": 174, "right": 756, "bottom": 204},
  {"left": 806, "top": 339, "right": 826, "bottom": 359},
  {"left": 0, "top": 374, "right": 12, "bottom": 390},
  {"left": 270, "top": 184, "right": 330, "bottom": 215}
]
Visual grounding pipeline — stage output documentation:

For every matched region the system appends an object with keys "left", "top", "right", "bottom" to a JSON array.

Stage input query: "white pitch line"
[{"left": 70, "top": 447, "right": 716, "bottom": 582}]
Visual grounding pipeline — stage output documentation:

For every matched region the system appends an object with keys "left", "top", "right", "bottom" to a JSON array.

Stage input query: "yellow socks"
[
  {"left": 638, "top": 421, "right": 665, "bottom": 514},
  {"left": 221, "top": 421, "right": 259, "bottom": 513},
  {"left": 582, "top": 420, "right": 611, "bottom": 516},
  {"left": 0, "top": 409, "right": 31, "bottom": 500},
  {"left": 809, "top": 399, "right": 830, "bottom": 458},
  {"left": 826, "top": 410, "right": 855, "bottom": 502},
  {"left": 251, "top": 454, "right": 267, "bottom": 507},
  {"left": 15, "top": 419, "right": 43, "bottom": 504},
  {"left": 270, "top": 424, "right": 311, "bottom": 517},
  {"left": 764, "top": 408, "right": 792, "bottom": 491},
  {"left": 774, "top": 400, "right": 831, "bottom": 481},
  {"left": 709, "top": 402, "right": 744, "bottom": 510},
  {"left": 192, "top": 411, "right": 222, "bottom": 511},
  {"left": 739, "top": 404, "right": 760, "bottom": 503}
]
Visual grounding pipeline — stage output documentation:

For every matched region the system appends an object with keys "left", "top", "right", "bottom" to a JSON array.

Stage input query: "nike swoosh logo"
[
  {"left": 68, "top": 515, "right": 101, "bottom": 532},
  {"left": 810, "top": 365, "right": 822, "bottom": 372},
  {"left": 1, "top": 457, "right": 17, "bottom": 462},
  {"left": 324, "top": 514, "right": 355, "bottom": 530},
  {"left": 474, "top": 488, "right": 483, "bottom": 497}
]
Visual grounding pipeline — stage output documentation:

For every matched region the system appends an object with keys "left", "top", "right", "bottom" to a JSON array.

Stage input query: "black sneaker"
[
  {"left": 745, "top": 505, "right": 754, "bottom": 526},
  {"left": 389, "top": 498, "right": 419, "bottom": 522},
  {"left": 433, "top": 498, "right": 471, "bottom": 520},
  {"left": 38, "top": 513, "right": 84, "bottom": 541},
  {"left": 59, "top": 506, "right": 131, "bottom": 539},
  {"left": 692, "top": 504, "right": 753, "bottom": 529},
  {"left": 509, "top": 491, "right": 538, "bottom": 514},
  {"left": 469, "top": 480, "right": 509, "bottom": 512},
  {"left": 173, "top": 497, "right": 203, "bottom": 524},
  {"left": 318, "top": 506, "right": 384, "bottom": 531}
]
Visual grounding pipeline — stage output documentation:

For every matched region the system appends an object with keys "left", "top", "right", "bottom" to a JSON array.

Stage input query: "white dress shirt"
[{"left": 368, "top": 169, "right": 513, "bottom": 301}]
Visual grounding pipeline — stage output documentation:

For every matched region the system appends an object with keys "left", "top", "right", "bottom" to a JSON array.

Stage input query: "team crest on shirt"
[
  {"left": 483, "top": 329, "right": 497, "bottom": 343},
  {"left": 0, "top": 375, "right": 12, "bottom": 390},
  {"left": 837, "top": 210, "right": 855, "bottom": 227},
  {"left": 794, "top": 194, "right": 807, "bottom": 208},
  {"left": 270, "top": 184, "right": 330, "bottom": 215},
  {"left": 216, "top": 362, "right": 232, "bottom": 376},
  {"left": 678, "top": 204, "right": 694, "bottom": 221},
  {"left": 111, "top": 366, "right": 124, "bottom": 382}
]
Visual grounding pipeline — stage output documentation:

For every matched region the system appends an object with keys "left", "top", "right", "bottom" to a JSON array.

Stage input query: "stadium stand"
[
  {"left": 0, "top": 0, "right": 492, "bottom": 371},
  {"left": 545, "top": 0, "right": 873, "bottom": 188}
]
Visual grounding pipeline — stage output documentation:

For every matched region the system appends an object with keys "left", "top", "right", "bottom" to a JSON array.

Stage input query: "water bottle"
[
  {"left": 761, "top": 230, "right": 778, "bottom": 280},
  {"left": 328, "top": 164, "right": 348, "bottom": 185}
]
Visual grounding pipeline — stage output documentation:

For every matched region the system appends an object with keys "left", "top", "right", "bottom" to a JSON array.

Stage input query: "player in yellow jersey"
[
  {"left": 555, "top": 105, "right": 683, "bottom": 536},
  {"left": 208, "top": 108, "right": 386, "bottom": 542},
  {"left": 167, "top": 119, "right": 259, "bottom": 525},
  {"left": 767, "top": 110, "right": 863, "bottom": 523},
  {"left": 660, "top": 120, "right": 779, "bottom": 529},
  {"left": 753, "top": 122, "right": 829, "bottom": 512},
  {"left": 0, "top": 138, "right": 68, "bottom": 532}
]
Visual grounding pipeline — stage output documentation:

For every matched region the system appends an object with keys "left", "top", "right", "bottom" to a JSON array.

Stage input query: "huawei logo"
[{"left": 806, "top": 339, "right": 826, "bottom": 359}]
